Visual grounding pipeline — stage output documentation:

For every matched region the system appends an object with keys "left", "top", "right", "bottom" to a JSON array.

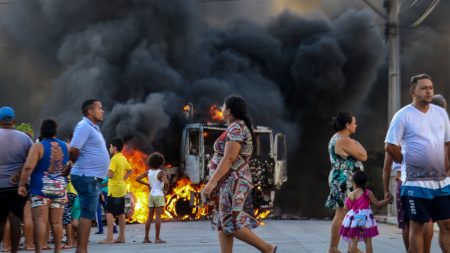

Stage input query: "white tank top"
[{"left": 148, "top": 169, "right": 164, "bottom": 196}]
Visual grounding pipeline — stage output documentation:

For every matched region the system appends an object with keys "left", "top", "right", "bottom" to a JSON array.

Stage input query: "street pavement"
[{"left": 62, "top": 220, "right": 441, "bottom": 253}]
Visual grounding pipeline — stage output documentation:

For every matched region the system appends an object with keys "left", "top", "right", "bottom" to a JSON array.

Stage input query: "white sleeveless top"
[{"left": 148, "top": 169, "right": 164, "bottom": 196}]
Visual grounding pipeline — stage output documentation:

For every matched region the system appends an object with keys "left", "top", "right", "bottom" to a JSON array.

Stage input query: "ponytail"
[{"left": 242, "top": 114, "right": 255, "bottom": 150}]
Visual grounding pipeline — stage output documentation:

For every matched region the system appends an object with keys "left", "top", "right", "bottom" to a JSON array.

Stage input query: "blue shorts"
[{"left": 71, "top": 175, "right": 100, "bottom": 220}]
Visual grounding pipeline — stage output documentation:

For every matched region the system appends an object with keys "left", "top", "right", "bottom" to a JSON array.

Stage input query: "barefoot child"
[
  {"left": 339, "top": 171, "right": 393, "bottom": 253},
  {"left": 99, "top": 138, "right": 133, "bottom": 244},
  {"left": 136, "top": 152, "right": 168, "bottom": 244}
]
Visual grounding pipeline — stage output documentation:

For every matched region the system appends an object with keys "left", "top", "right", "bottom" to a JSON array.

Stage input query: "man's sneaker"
[{"left": 95, "top": 231, "right": 103, "bottom": 235}]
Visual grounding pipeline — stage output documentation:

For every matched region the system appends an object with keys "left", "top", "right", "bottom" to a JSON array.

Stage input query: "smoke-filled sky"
[{"left": 0, "top": 0, "right": 448, "bottom": 217}]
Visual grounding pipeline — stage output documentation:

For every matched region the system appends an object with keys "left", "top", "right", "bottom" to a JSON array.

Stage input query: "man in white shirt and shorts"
[{"left": 385, "top": 73, "right": 450, "bottom": 253}]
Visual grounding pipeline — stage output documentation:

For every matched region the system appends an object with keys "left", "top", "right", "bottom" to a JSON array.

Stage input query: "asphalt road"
[{"left": 50, "top": 220, "right": 442, "bottom": 253}]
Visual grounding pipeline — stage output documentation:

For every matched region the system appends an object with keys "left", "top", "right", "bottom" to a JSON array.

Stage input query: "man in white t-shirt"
[{"left": 385, "top": 73, "right": 450, "bottom": 253}]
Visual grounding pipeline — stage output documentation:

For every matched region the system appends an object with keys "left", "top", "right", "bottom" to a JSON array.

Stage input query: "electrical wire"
[{"left": 412, "top": 0, "right": 440, "bottom": 27}]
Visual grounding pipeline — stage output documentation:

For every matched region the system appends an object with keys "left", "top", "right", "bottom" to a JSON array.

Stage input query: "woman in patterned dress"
[
  {"left": 201, "top": 95, "right": 276, "bottom": 253},
  {"left": 326, "top": 112, "right": 367, "bottom": 253}
]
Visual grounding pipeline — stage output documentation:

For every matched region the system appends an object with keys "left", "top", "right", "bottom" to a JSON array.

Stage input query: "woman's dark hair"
[
  {"left": 224, "top": 95, "right": 254, "bottom": 140},
  {"left": 352, "top": 170, "right": 368, "bottom": 192},
  {"left": 148, "top": 152, "right": 165, "bottom": 169},
  {"left": 40, "top": 119, "right": 57, "bottom": 139},
  {"left": 332, "top": 112, "right": 354, "bottom": 132}
]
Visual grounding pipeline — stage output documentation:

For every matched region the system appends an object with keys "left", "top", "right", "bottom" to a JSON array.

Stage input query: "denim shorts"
[{"left": 70, "top": 175, "right": 100, "bottom": 220}]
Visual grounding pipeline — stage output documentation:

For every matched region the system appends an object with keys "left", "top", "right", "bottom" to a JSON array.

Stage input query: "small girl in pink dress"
[{"left": 339, "top": 171, "right": 393, "bottom": 253}]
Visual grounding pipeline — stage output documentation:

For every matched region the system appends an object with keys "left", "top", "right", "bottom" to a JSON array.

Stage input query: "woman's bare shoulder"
[{"left": 335, "top": 135, "right": 352, "bottom": 144}]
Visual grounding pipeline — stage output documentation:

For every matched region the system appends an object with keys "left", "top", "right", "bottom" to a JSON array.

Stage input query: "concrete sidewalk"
[{"left": 61, "top": 220, "right": 441, "bottom": 253}]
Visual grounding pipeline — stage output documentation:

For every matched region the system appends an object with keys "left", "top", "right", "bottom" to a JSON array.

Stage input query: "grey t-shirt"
[{"left": 0, "top": 128, "right": 33, "bottom": 188}]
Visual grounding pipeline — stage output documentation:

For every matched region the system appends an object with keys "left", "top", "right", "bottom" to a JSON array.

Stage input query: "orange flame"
[
  {"left": 209, "top": 105, "right": 222, "bottom": 122},
  {"left": 255, "top": 209, "right": 272, "bottom": 220},
  {"left": 183, "top": 104, "right": 191, "bottom": 112},
  {"left": 123, "top": 148, "right": 209, "bottom": 222},
  {"left": 123, "top": 147, "right": 149, "bottom": 223},
  {"left": 123, "top": 147, "right": 271, "bottom": 223},
  {"left": 163, "top": 178, "right": 209, "bottom": 220}
]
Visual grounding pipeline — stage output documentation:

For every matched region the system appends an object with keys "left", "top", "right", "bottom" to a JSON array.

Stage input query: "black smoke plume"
[{"left": 0, "top": 0, "right": 391, "bottom": 216}]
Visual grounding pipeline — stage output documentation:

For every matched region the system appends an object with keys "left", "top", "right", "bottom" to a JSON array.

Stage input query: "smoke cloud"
[{"left": 0, "top": 0, "right": 396, "bottom": 216}]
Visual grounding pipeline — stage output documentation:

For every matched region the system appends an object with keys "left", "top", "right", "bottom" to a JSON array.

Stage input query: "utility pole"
[
  {"left": 361, "top": 0, "right": 400, "bottom": 122},
  {"left": 386, "top": 0, "right": 401, "bottom": 122},
  {"left": 362, "top": 0, "right": 441, "bottom": 122},
  {"left": 361, "top": 0, "right": 440, "bottom": 218}
]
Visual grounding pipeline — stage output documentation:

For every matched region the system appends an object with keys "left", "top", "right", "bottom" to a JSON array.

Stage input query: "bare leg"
[
  {"left": 71, "top": 219, "right": 78, "bottom": 248},
  {"left": 49, "top": 208, "right": 64, "bottom": 253},
  {"left": 8, "top": 213, "right": 21, "bottom": 253},
  {"left": 23, "top": 201, "right": 35, "bottom": 250},
  {"left": 329, "top": 207, "right": 345, "bottom": 253},
  {"left": 115, "top": 214, "right": 126, "bottom": 243},
  {"left": 32, "top": 205, "right": 50, "bottom": 253},
  {"left": 143, "top": 208, "right": 154, "bottom": 243},
  {"left": 218, "top": 230, "right": 233, "bottom": 253},
  {"left": 423, "top": 221, "right": 434, "bottom": 253},
  {"left": 401, "top": 226, "right": 409, "bottom": 252},
  {"left": 43, "top": 223, "right": 50, "bottom": 250},
  {"left": 1, "top": 218, "right": 11, "bottom": 252},
  {"left": 76, "top": 217, "right": 93, "bottom": 253},
  {"left": 437, "top": 219, "right": 450, "bottom": 253},
  {"left": 233, "top": 226, "right": 274, "bottom": 253},
  {"left": 154, "top": 207, "right": 165, "bottom": 243},
  {"left": 65, "top": 224, "right": 73, "bottom": 248},
  {"left": 409, "top": 220, "right": 425, "bottom": 253},
  {"left": 99, "top": 213, "right": 115, "bottom": 243},
  {"left": 364, "top": 237, "right": 373, "bottom": 253},
  {"left": 349, "top": 237, "right": 358, "bottom": 253}
]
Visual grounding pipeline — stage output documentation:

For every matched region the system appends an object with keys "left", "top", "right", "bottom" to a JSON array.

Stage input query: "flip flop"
[
  {"left": 154, "top": 239, "right": 166, "bottom": 243},
  {"left": 42, "top": 246, "right": 53, "bottom": 251},
  {"left": 61, "top": 244, "right": 73, "bottom": 250}
]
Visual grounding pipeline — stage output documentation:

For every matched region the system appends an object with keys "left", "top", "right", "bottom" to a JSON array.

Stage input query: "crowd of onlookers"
[
  {"left": 11, "top": 86, "right": 449, "bottom": 253},
  {"left": 0, "top": 99, "right": 169, "bottom": 253}
]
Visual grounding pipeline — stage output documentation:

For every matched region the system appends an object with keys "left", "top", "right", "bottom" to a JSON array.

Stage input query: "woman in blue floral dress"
[
  {"left": 326, "top": 112, "right": 367, "bottom": 253},
  {"left": 202, "top": 95, "right": 276, "bottom": 253}
]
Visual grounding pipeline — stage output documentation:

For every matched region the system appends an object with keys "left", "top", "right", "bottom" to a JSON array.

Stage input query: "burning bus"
[{"left": 124, "top": 104, "right": 287, "bottom": 223}]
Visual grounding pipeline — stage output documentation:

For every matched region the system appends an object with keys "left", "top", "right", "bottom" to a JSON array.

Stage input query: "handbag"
[
  {"left": 354, "top": 214, "right": 367, "bottom": 228},
  {"left": 42, "top": 172, "right": 66, "bottom": 198}
]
